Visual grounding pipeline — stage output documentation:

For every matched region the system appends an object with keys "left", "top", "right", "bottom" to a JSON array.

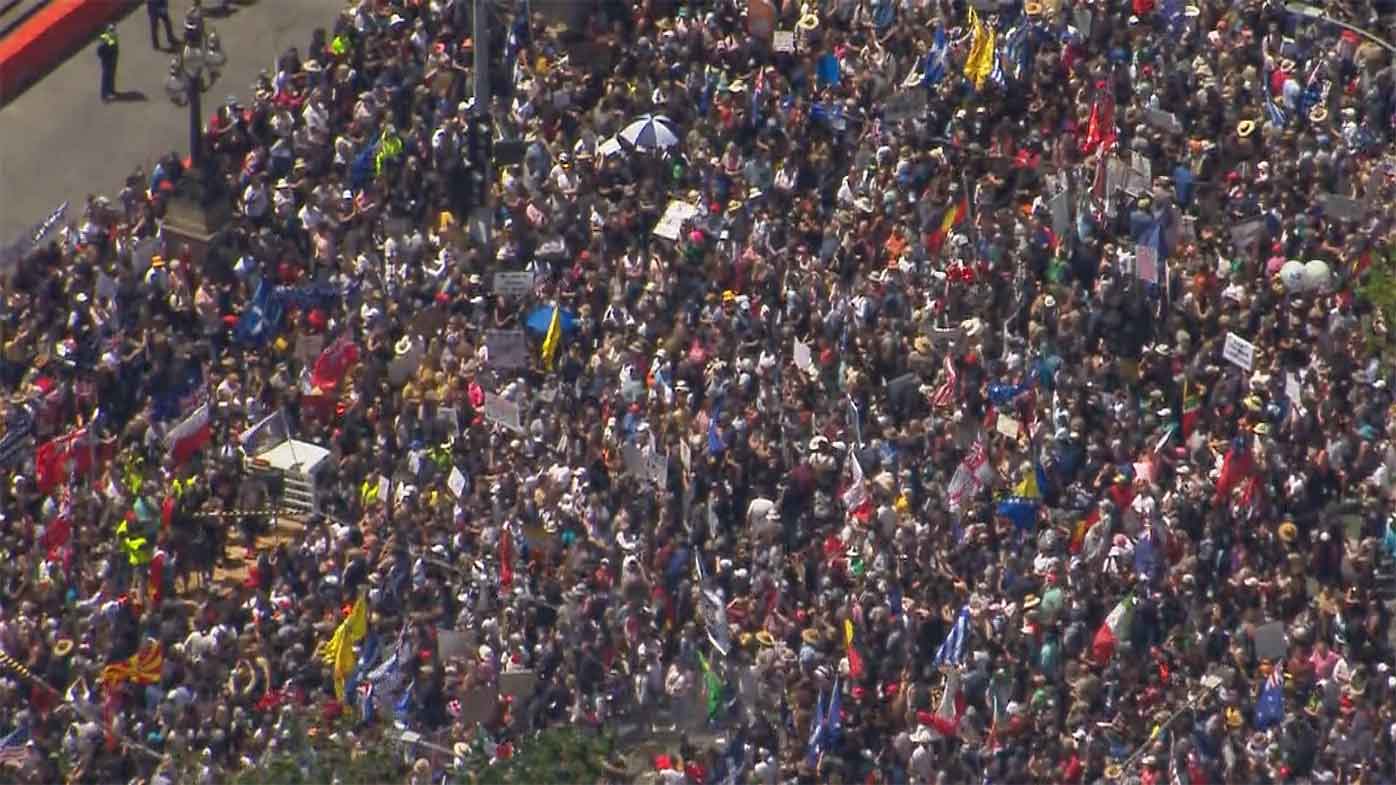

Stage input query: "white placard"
[
  {"left": 448, "top": 466, "right": 467, "bottom": 498},
  {"left": 1074, "top": 6, "right": 1093, "bottom": 36},
  {"left": 483, "top": 393, "right": 524, "bottom": 433},
  {"left": 645, "top": 451, "right": 669, "bottom": 489},
  {"left": 995, "top": 415, "right": 1021, "bottom": 439},
  {"left": 1223, "top": 332, "right": 1256, "bottom": 371},
  {"left": 493, "top": 271, "right": 534, "bottom": 297},
  {"left": 377, "top": 474, "right": 392, "bottom": 504},
  {"left": 1135, "top": 242, "right": 1160, "bottom": 283},
  {"left": 1132, "top": 151, "right": 1152, "bottom": 184},
  {"left": 1106, "top": 156, "right": 1129, "bottom": 196},
  {"left": 773, "top": 30, "right": 795, "bottom": 52},
  {"left": 653, "top": 200, "right": 700, "bottom": 240},
  {"left": 1048, "top": 189, "right": 1070, "bottom": 239},
  {"left": 1144, "top": 108, "right": 1182, "bottom": 134},
  {"left": 793, "top": 339, "right": 814, "bottom": 373},
  {"left": 1285, "top": 372, "right": 1302, "bottom": 403},
  {"left": 485, "top": 329, "right": 529, "bottom": 369}
]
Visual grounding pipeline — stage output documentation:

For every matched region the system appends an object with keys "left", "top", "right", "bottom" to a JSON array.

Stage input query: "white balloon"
[
  {"left": 1279, "top": 260, "right": 1306, "bottom": 292},
  {"left": 1302, "top": 259, "right": 1332, "bottom": 292}
]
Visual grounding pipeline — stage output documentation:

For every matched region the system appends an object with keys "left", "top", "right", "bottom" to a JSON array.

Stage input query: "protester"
[{"left": 4, "top": 0, "right": 1396, "bottom": 783}]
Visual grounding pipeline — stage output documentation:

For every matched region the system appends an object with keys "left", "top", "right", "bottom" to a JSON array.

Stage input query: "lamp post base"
[{"left": 161, "top": 174, "right": 231, "bottom": 272}]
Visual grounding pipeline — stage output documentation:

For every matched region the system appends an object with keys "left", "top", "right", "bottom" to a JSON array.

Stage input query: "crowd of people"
[{"left": 5, "top": 0, "right": 1396, "bottom": 782}]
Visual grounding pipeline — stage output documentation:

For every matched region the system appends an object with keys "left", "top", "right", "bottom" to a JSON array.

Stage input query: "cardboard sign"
[
  {"left": 773, "top": 30, "right": 795, "bottom": 52},
  {"left": 882, "top": 90, "right": 928, "bottom": 124},
  {"left": 1223, "top": 332, "right": 1256, "bottom": 371},
  {"left": 995, "top": 415, "right": 1022, "bottom": 439},
  {"left": 499, "top": 670, "right": 538, "bottom": 701},
  {"left": 1320, "top": 193, "right": 1367, "bottom": 221},
  {"left": 493, "top": 271, "right": 534, "bottom": 297},
  {"left": 485, "top": 329, "right": 529, "bottom": 369},
  {"left": 1230, "top": 219, "right": 1265, "bottom": 254},
  {"left": 295, "top": 333, "right": 325, "bottom": 367},
  {"left": 1048, "top": 189, "right": 1070, "bottom": 239},
  {"left": 483, "top": 393, "right": 524, "bottom": 433},
  {"left": 448, "top": 466, "right": 467, "bottom": 498},
  {"left": 1253, "top": 621, "right": 1287, "bottom": 660},
  {"left": 1285, "top": 372, "right": 1302, "bottom": 404},
  {"left": 793, "top": 339, "right": 814, "bottom": 373},
  {"left": 1144, "top": 108, "right": 1182, "bottom": 134},
  {"left": 437, "top": 627, "right": 476, "bottom": 660},
  {"left": 1135, "top": 242, "right": 1160, "bottom": 284},
  {"left": 653, "top": 200, "right": 700, "bottom": 240}
]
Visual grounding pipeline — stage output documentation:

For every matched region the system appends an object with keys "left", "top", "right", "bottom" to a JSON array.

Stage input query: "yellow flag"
[
  {"left": 323, "top": 595, "right": 368, "bottom": 701},
  {"left": 963, "top": 7, "right": 995, "bottom": 90},
  {"left": 540, "top": 303, "right": 562, "bottom": 371},
  {"left": 843, "top": 619, "right": 855, "bottom": 648}
]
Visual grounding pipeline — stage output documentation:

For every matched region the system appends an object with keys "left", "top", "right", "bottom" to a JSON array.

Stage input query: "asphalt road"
[{"left": 0, "top": 0, "right": 347, "bottom": 242}]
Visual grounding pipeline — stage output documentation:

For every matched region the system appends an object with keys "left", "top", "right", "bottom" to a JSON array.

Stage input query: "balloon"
[
  {"left": 1302, "top": 259, "right": 1332, "bottom": 292},
  {"left": 1279, "top": 260, "right": 1306, "bottom": 292}
]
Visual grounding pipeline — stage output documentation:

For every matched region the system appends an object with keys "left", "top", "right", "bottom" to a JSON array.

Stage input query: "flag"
[
  {"left": 1214, "top": 438, "right": 1255, "bottom": 502},
  {"left": 311, "top": 336, "right": 360, "bottom": 391},
  {"left": 1091, "top": 595, "right": 1135, "bottom": 663},
  {"left": 935, "top": 606, "right": 971, "bottom": 666},
  {"left": 996, "top": 496, "right": 1039, "bottom": 531},
  {"left": 239, "top": 410, "right": 290, "bottom": 456},
  {"left": 1181, "top": 381, "right": 1202, "bottom": 438},
  {"left": 841, "top": 448, "right": 872, "bottom": 521},
  {"left": 321, "top": 595, "right": 369, "bottom": 701},
  {"left": 697, "top": 651, "right": 722, "bottom": 721},
  {"left": 927, "top": 198, "right": 969, "bottom": 255},
  {"left": 235, "top": 278, "right": 283, "bottom": 346},
  {"left": 499, "top": 527, "right": 514, "bottom": 589},
  {"left": 707, "top": 413, "right": 725, "bottom": 455},
  {"left": 343, "top": 631, "right": 379, "bottom": 718},
  {"left": 1264, "top": 86, "right": 1288, "bottom": 128},
  {"left": 1254, "top": 667, "right": 1285, "bottom": 729},
  {"left": 0, "top": 723, "right": 28, "bottom": 767},
  {"left": 826, "top": 677, "right": 842, "bottom": 745},
  {"left": 35, "top": 428, "right": 96, "bottom": 492},
  {"left": 987, "top": 379, "right": 1033, "bottom": 407},
  {"left": 1134, "top": 524, "right": 1162, "bottom": 580},
  {"left": 963, "top": 7, "right": 996, "bottom": 90},
  {"left": 931, "top": 354, "right": 958, "bottom": 408},
  {"left": 843, "top": 620, "right": 866, "bottom": 680},
  {"left": 1004, "top": 22, "right": 1030, "bottom": 82},
  {"left": 165, "top": 402, "right": 211, "bottom": 465},
  {"left": 1136, "top": 222, "right": 1161, "bottom": 284},
  {"left": 540, "top": 303, "right": 563, "bottom": 371},
  {"left": 805, "top": 689, "right": 826, "bottom": 764},
  {"left": 923, "top": 27, "right": 949, "bottom": 86},
  {"left": 945, "top": 437, "right": 989, "bottom": 513},
  {"left": 99, "top": 642, "right": 163, "bottom": 686},
  {"left": 1081, "top": 81, "right": 1117, "bottom": 155},
  {"left": 927, "top": 669, "right": 965, "bottom": 738}
]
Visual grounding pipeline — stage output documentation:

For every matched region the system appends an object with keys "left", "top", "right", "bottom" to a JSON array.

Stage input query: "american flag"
[
  {"left": 0, "top": 723, "right": 29, "bottom": 767},
  {"left": 931, "top": 354, "right": 958, "bottom": 408}
]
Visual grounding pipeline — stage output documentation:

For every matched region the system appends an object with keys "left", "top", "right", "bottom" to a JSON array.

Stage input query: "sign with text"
[
  {"left": 483, "top": 393, "right": 524, "bottom": 433},
  {"left": 493, "top": 271, "right": 534, "bottom": 297},
  {"left": 653, "top": 200, "right": 700, "bottom": 240},
  {"left": 1223, "top": 332, "right": 1256, "bottom": 371},
  {"left": 485, "top": 329, "right": 529, "bottom": 369}
]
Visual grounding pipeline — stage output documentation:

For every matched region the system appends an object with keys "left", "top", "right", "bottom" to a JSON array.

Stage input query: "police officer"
[
  {"left": 97, "top": 24, "right": 119, "bottom": 101},
  {"left": 147, "top": 0, "right": 176, "bottom": 50}
]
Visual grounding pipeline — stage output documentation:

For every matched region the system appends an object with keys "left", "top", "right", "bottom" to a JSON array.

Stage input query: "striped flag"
[
  {"left": 931, "top": 354, "right": 958, "bottom": 408},
  {"left": 923, "top": 27, "right": 949, "bottom": 87},
  {"left": 0, "top": 723, "right": 28, "bottom": 767},
  {"left": 935, "top": 606, "right": 971, "bottom": 666},
  {"left": 1264, "top": 70, "right": 1289, "bottom": 128},
  {"left": 99, "top": 642, "right": 163, "bottom": 686}
]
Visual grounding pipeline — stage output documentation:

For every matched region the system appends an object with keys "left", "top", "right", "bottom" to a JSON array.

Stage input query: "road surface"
[{"left": 0, "top": 0, "right": 347, "bottom": 241}]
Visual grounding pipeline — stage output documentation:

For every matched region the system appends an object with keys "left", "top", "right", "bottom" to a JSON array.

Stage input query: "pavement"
[{"left": 0, "top": 0, "right": 347, "bottom": 242}]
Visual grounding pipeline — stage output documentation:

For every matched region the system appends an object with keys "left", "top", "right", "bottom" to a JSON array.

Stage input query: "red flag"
[
  {"left": 148, "top": 550, "right": 166, "bottom": 606},
  {"left": 35, "top": 429, "right": 95, "bottom": 492},
  {"left": 1080, "top": 82, "right": 1116, "bottom": 155},
  {"left": 165, "top": 402, "right": 211, "bottom": 465},
  {"left": 844, "top": 620, "right": 866, "bottom": 680},
  {"left": 499, "top": 528, "right": 514, "bottom": 589},
  {"left": 1070, "top": 508, "right": 1100, "bottom": 554},
  {"left": 1214, "top": 440, "right": 1255, "bottom": 502},
  {"left": 311, "top": 336, "right": 360, "bottom": 391},
  {"left": 927, "top": 198, "right": 968, "bottom": 255}
]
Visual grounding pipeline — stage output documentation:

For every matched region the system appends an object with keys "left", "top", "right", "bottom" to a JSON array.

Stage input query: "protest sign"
[
  {"left": 438, "top": 406, "right": 460, "bottom": 435},
  {"left": 493, "top": 271, "right": 534, "bottom": 297},
  {"left": 793, "top": 339, "right": 814, "bottom": 373},
  {"left": 1319, "top": 193, "right": 1367, "bottom": 221},
  {"left": 773, "top": 30, "right": 795, "bottom": 52},
  {"left": 882, "top": 90, "right": 927, "bottom": 123},
  {"left": 995, "top": 415, "right": 1022, "bottom": 439},
  {"left": 437, "top": 627, "right": 476, "bottom": 660},
  {"left": 1253, "top": 621, "right": 1287, "bottom": 661},
  {"left": 1135, "top": 242, "right": 1160, "bottom": 284},
  {"left": 295, "top": 334, "right": 324, "bottom": 367},
  {"left": 1048, "top": 189, "right": 1070, "bottom": 239},
  {"left": 645, "top": 451, "right": 669, "bottom": 489},
  {"left": 485, "top": 329, "right": 529, "bottom": 369},
  {"left": 1285, "top": 373, "right": 1302, "bottom": 404},
  {"left": 499, "top": 670, "right": 539, "bottom": 701},
  {"left": 653, "top": 200, "right": 700, "bottom": 240},
  {"left": 1230, "top": 219, "right": 1265, "bottom": 254},
  {"left": 1144, "top": 108, "right": 1182, "bottom": 134},
  {"left": 483, "top": 393, "right": 523, "bottom": 433},
  {"left": 1223, "top": 332, "right": 1256, "bottom": 371}
]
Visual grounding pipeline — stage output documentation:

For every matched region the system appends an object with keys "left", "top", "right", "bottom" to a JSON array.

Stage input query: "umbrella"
[
  {"left": 524, "top": 305, "right": 579, "bottom": 335},
  {"left": 618, "top": 114, "right": 681, "bottom": 150}
]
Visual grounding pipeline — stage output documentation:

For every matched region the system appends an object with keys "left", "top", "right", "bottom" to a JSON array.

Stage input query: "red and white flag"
[
  {"left": 165, "top": 402, "right": 211, "bottom": 464},
  {"left": 946, "top": 436, "right": 989, "bottom": 513},
  {"left": 930, "top": 354, "right": 958, "bottom": 408},
  {"left": 840, "top": 448, "right": 872, "bottom": 520}
]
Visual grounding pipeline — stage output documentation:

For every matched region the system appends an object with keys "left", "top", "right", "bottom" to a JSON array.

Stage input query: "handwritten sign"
[
  {"left": 294, "top": 333, "right": 324, "bottom": 368},
  {"left": 448, "top": 466, "right": 467, "bottom": 498},
  {"left": 483, "top": 393, "right": 524, "bottom": 433},
  {"left": 1223, "top": 332, "right": 1256, "bottom": 371},
  {"left": 486, "top": 329, "right": 528, "bottom": 369},
  {"left": 653, "top": 200, "right": 700, "bottom": 240},
  {"left": 493, "top": 271, "right": 534, "bottom": 297},
  {"left": 793, "top": 339, "right": 814, "bottom": 373},
  {"left": 773, "top": 30, "right": 795, "bottom": 52},
  {"left": 646, "top": 451, "right": 670, "bottom": 489},
  {"left": 995, "top": 415, "right": 1022, "bottom": 439}
]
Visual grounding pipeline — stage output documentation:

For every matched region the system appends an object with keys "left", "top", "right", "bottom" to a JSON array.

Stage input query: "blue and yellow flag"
[{"left": 540, "top": 303, "right": 562, "bottom": 371}]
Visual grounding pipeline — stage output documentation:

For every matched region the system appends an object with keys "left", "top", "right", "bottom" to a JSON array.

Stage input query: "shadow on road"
[{"left": 109, "top": 89, "right": 147, "bottom": 102}]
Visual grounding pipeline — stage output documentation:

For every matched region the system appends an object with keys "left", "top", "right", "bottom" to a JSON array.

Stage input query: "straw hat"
[
  {"left": 53, "top": 638, "right": 74, "bottom": 657},
  {"left": 797, "top": 13, "right": 820, "bottom": 31},
  {"left": 1309, "top": 106, "right": 1328, "bottom": 123},
  {"left": 1279, "top": 521, "right": 1298, "bottom": 543},
  {"left": 1236, "top": 120, "right": 1257, "bottom": 138},
  {"left": 1022, "top": 594, "right": 1041, "bottom": 610},
  {"left": 756, "top": 630, "right": 776, "bottom": 648},
  {"left": 395, "top": 336, "right": 413, "bottom": 355},
  {"left": 1025, "top": 1, "right": 1043, "bottom": 16},
  {"left": 801, "top": 628, "right": 821, "bottom": 645}
]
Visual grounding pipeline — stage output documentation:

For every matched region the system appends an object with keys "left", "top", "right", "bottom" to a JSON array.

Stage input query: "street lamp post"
[{"left": 161, "top": 4, "right": 230, "bottom": 268}]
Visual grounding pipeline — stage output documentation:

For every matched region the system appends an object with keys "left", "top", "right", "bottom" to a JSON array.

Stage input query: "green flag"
[{"left": 697, "top": 651, "right": 722, "bottom": 721}]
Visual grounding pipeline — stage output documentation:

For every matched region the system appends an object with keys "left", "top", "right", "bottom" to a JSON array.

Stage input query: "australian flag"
[
  {"left": 935, "top": 606, "right": 971, "bottom": 666},
  {"left": 1254, "top": 668, "right": 1285, "bottom": 729},
  {"left": 924, "top": 27, "right": 949, "bottom": 87}
]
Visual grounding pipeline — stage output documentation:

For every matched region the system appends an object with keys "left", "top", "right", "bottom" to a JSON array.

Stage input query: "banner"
[
  {"left": 493, "top": 271, "right": 534, "bottom": 297},
  {"left": 486, "top": 329, "right": 529, "bottom": 369},
  {"left": 483, "top": 393, "right": 523, "bottom": 433}
]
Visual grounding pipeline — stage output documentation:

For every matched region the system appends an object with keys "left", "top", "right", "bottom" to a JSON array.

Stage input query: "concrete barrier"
[{"left": 0, "top": 0, "right": 138, "bottom": 102}]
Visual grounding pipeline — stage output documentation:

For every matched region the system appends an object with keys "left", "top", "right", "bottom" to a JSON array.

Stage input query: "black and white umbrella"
[{"left": 618, "top": 114, "right": 681, "bottom": 150}]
